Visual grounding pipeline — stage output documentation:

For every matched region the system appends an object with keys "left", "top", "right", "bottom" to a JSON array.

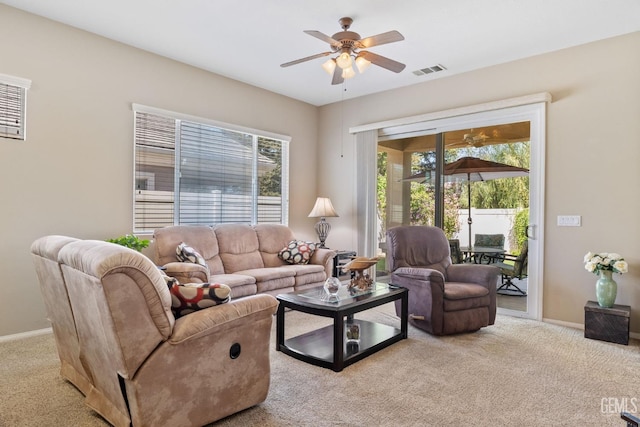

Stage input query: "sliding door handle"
[{"left": 526, "top": 225, "right": 534, "bottom": 239}]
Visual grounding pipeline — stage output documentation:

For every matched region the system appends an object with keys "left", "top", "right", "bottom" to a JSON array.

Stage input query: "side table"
[
  {"left": 584, "top": 300, "right": 630, "bottom": 345},
  {"left": 332, "top": 250, "right": 357, "bottom": 278}
]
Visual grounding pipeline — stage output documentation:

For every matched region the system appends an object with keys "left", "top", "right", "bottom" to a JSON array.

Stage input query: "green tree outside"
[{"left": 377, "top": 141, "right": 530, "bottom": 242}]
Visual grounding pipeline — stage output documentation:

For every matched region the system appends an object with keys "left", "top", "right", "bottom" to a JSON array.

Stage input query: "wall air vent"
[{"left": 413, "top": 64, "right": 447, "bottom": 76}]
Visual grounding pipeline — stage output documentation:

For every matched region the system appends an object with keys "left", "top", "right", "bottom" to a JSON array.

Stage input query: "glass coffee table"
[{"left": 276, "top": 283, "right": 408, "bottom": 372}]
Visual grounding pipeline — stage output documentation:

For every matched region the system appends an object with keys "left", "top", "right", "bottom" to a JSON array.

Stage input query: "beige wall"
[
  {"left": 2, "top": 4, "right": 638, "bottom": 336},
  {"left": 0, "top": 6, "right": 319, "bottom": 336},
  {"left": 318, "top": 31, "right": 640, "bottom": 333}
]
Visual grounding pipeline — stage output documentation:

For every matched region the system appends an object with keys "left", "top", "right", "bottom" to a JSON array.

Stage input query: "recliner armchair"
[
  {"left": 35, "top": 237, "right": 278, "bottom": 427},
  {"left": 30, "top": 235, "right": 92, "bottom": 396},
  {"left": 387, "top": 226, "right": 499, "bottom": 335}
]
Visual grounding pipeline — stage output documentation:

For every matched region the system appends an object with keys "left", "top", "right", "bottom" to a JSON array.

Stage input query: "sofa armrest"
[
  {"left": 169, "top": 294, "right": 278, "bottom": 343},
  {"left": 446, "top": 264, "right": 499, "bottom": 290},
  {"left": 162, "top": 261, "right": 209, "bottom": 284},
  {"left": 310, "top": 248, "right": 337, "bottom": 278}
]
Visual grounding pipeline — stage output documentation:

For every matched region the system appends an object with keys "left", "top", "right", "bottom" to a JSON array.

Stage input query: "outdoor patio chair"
[
  {"left": 491, "top": 240, "right": 528, "bottom": 296},
  {"left": 448, "top": 239, "right": 464, "bottom": 264},
  {"left": 473, "top": 233, "right": 505, "bottom": 263}
]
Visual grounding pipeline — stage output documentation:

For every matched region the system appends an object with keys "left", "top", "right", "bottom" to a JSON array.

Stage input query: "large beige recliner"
[
  {"left": 30, "top": 235, "right": 92, "bottom": 395},
  {"left": 34, "top": 237, "right": 278, "bottom": 427},
  {"left": 154, "top": 223, "right": 336, "bottom": 298}
]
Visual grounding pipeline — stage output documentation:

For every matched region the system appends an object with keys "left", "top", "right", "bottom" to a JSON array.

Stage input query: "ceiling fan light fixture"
[
  {"left": 341, "top": 66, "right": 356, "bottom": 79},
  {"left": 321, "top": 58, "right": 337, "bottom": 75},
  {"left": 355, "top": 55, "right": 371, "bottom": 73},
  {"left": 336, "top": 51, "right": 352, "bottom": 69},
  {"left": 281, "top": 17, "right": 405, "bottom": 85}
]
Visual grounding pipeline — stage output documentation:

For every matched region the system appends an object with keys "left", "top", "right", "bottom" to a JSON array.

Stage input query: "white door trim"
[{"left": 354, "top": 94, "right": 550, "bottom": 320}]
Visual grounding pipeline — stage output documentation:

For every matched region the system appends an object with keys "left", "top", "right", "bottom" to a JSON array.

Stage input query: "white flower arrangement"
[{"left": 583, "top": 252, "right": 628, "bottom": 275}]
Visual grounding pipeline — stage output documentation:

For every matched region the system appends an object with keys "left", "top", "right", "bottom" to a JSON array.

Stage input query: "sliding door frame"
[{"left": 353, "top": 93, "right": 550, "bottom": 320}]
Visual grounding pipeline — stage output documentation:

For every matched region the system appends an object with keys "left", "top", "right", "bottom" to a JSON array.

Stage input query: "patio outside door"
[{"left": 359, "top": 98, "right": 547, "bottom": 320}]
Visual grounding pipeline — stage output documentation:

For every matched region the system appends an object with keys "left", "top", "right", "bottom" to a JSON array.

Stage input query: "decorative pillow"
[
  {"left": 169, "top": 282, "right": 231, "bottom": 318},
  {"left": 176, "top": 242, "right": 207, "bottom": 267},
  {"left": 158, "top": 268, "right": 180, "bottom": 288},
  {"left": 278, "top": 240, "right": 317, "bottom": 265}
]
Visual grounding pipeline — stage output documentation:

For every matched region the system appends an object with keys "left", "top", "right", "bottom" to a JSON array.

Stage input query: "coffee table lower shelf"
[{"left": 280, "top": 320, "right": 403, "bottom": 371}]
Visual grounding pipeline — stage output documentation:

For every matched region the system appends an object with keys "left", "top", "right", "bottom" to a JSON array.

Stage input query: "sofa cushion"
[
  {"left": 279, "top": 264, "right": 326, "bottom": 287},
  {"left": 443, "top": 283, "right": 490, "bottom": 312},
  {"left": 154, "top": 226, "right": 225, "bottom": 275},
  {"left": 233, "top": 267, "right": 296, "bottom": 294},
  {"left": 278, "top": 240, "right": 316, "bottom": 265},
  {"left": 215, "top": 224, "right": 264, "bottom": 273},
  {"left": 176, "top": 242, "right": 207, "bottom": 267},
  {"left": 254, "top": 224, "right": 296, "bottom": 267},
  {"left": 169, "top": 283, "right": 231, "bottom": 318}
]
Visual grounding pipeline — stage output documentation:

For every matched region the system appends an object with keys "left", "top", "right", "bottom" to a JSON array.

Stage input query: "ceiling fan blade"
[
  {"left": 331, "top": 65, "right": 344, "bottom": 85},
  {"left": 280, "top": 52, "right": 332, "bottom": 68},
  {"left": 356, "top": 30, "right": 404, "bottom": 49},
  {"left": 304, "top": 30, "right": 341, "bottom": 48},
  {"left": 359, "top": 51, "right": 406, "bottom": 73}
]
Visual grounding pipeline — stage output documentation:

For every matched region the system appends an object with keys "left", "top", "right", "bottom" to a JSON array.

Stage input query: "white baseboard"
[
  {"left": 542, "top": 317, "right": 583, "bottom": 330},
  {"left": 0, "top": 327, "right": 52, "bottom": 343},
  {"left": 543, "top": 318, "right": 640, "bottom": 340}
]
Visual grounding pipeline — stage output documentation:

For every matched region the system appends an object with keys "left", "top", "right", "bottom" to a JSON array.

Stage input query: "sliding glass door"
[{"left": 357, "top": 98, "right": 547, "bottom": 320}]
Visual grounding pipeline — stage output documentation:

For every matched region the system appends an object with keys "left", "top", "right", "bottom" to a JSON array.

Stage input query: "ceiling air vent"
[{"left": 413, "top": 64, "right": 447, "bottom": 76}]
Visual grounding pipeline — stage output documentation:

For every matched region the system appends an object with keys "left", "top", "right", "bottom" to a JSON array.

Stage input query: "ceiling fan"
[
  {"left": 463, "top": 131, "right": 490, "bottom": 147},
  {"left": 281, "top": 17, "right": 406, "bottom": 85}
]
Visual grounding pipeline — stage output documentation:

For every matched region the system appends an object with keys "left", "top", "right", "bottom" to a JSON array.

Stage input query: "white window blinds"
[
  {"left": 134, "top": 112, "right": 176, "bottom": 231},
  {"left": 134, "top": 107, "right": 289, "bottom": 233},
  {"left": 0, "top": 74, "right": 31, "bottom": 140}
]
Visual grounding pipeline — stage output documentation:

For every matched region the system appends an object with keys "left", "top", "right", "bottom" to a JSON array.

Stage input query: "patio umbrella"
[{"left": 403, "top": 156, "right": 529, "bottom": 246}]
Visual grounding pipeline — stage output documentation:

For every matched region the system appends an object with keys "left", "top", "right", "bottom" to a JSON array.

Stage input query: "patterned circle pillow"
[
  {"left": 176, "top": 242, "right": 207, "bottom": 267},
  {"left": 278, "top": 240, "right": 317, "bottom": 265},
  {"left": 169, "top": 282, "right": 231, "bottom": 318}
]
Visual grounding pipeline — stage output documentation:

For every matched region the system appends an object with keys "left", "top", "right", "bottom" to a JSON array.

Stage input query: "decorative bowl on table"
[{"left": 341, "top": 257, "right": 380, "bottom": 292}]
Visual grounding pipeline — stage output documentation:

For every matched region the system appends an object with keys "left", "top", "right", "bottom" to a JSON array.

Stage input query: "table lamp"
[{"left": 308, "top": 197, "right": 338, "bottom": 248}]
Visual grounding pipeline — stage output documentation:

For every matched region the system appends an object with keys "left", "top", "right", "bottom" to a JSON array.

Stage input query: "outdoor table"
[{"left": 461, "top": 246, "right": 506, "bottom": 264}]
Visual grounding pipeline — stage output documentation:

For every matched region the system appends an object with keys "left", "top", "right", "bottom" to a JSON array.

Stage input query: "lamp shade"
[
  {"left": 321, "top": 58, "right": 336, "bottom": 75},
  {"left": 355, "top": 55, "right": 372, "bottom": 73},
  {"left": 308, "top": 197, "right": 339, "bottom": 218},
  {"left": 336, "top": 52, "right": 352, "bottom": 69},
  {"left": 341, "top": 66, "right": 356, "bottom": 79}
]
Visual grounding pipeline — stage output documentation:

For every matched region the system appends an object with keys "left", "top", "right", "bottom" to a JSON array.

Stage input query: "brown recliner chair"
[
  {"left": 48, "top": 238, "right": 278, "bottom": 427},
  {"left": 386, "top": 226, "right": 499, "bottom": 335}
]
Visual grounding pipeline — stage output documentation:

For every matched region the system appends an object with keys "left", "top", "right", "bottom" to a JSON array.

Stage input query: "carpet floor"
[{"left": 1, "top": 303, "right": 638, "bottom": 426}]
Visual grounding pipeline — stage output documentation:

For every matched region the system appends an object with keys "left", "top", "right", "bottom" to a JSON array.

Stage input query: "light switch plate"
[{"left": 557, "top": 215, "right": 581, "bottom": 226}]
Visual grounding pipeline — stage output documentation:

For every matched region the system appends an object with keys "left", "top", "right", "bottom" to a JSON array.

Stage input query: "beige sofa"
[
  {"left": 153, "top": 223, "right": 336, "bottom": 298},
  {"left": 31, "top": 236, "right": 278, "bottom": 427}
]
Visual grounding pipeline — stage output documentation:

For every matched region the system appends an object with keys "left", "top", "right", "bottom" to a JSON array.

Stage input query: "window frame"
[
  {"left": 0, "top": 73, "right": 31, "bottom": 141},
  {"left": 132, "top": 103, "right": 290, "bottom": 233}
]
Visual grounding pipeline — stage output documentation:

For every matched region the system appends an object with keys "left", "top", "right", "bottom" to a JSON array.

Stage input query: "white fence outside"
[{"left": 454, "top": 208, "right": 520, "bottom": 252}]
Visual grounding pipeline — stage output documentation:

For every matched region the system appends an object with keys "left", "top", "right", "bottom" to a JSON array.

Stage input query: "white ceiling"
[{"left": 3, "top": 0, "right": 640, "bottom": 106}]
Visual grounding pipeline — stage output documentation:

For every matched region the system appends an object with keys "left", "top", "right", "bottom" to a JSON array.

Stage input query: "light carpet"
[{"left": 1, "top": 303, "right": 638, "bottom": 427}]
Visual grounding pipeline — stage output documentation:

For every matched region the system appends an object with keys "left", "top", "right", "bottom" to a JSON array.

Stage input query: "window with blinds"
[
  {"left": 134, "top": 109, "right": 289, "bottom": 233},
  {"left": 0, "top": 74, "right": 31, "bottom": 140}
]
